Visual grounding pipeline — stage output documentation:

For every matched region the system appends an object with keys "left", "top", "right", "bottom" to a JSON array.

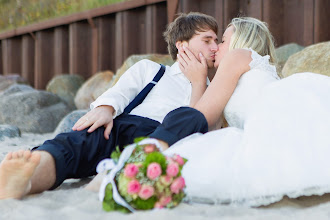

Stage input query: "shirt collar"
[{"left": 168, "top": 62, "right": 182, "bottom": 76}]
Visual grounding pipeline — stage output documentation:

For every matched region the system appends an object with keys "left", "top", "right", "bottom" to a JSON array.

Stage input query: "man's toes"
[
  {"left": 29, "top": 152, "right": 41, "bottom": 164},
  {"left": 4, "top": 152, "right": 13, "bottom": 160},
  {"left": 23, "top": 151, "right": 32, "bottom": 160}
]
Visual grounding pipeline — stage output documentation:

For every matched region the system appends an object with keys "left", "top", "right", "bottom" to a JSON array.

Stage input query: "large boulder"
[
  {"left": 111, "top": 54, "right": 174, "bottom": 86},
  {"left": 54, "top": 109, "right": 88, "bottom": 135},
  {"left": 282, "top": 41, "right": 330, "bottom": 78},
  {"left": 46, "top": 74, "right": 85, "bottom": 110},
  {"left": 74, "top": 71, "right": 114, "bottom": 110},
  {"left": 0, "top": 124, "right": 21, "bottom": 140},
  {"left": 0, "top": 83, "right": 34, "bottom": 96},
  {"left": 0, "top": 89, "right": 71, "bottom": 133},
  {"left": 0, "top": 74, "right": 29, "bottom": 92},
  {"left": 275, "top": 43, "right": 305, "bottom": 73}
]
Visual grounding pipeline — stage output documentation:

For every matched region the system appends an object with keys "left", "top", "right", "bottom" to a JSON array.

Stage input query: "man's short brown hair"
[{"left": 163, "top": 12, "right": 218, "bottom": 60}]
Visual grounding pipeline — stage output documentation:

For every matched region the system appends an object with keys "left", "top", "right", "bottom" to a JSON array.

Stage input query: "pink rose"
[
  {"left": 144, "top": 144, "right": 156, "bottom": 153},
  {"left": 159, "top": 175, "right": 173, "bottom": 186},
  {"left": 127, "top": 180, "right": 141, "bottom": 194},
  {"left": 170, "top": 177, "right": 185, "bottom": 194},
  {"left": 138, "top": 184, "right": 154, "bottom": 200},
  {"left": 166, "top": 163, "right": 179, "bottom": 177},
  {"left": 147, "top": 162, "right": 162, "bottom": 180},
  {"left": 154, "top": 202, "right": 163, "bottom": 209},
  {"left": 159, "top": 196, "right": 172, "bottom": 206},
  {"left": 174, "top": 154, "right": 185, "bottom": 166},
  {"left": 124, "top": 163, "right": 139, "bottom": 178}
]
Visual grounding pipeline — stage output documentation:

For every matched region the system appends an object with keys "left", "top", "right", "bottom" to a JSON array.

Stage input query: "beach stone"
[
  {"left": 0, "top": 83, "right": 34, "bottom": 96},
  {"left": 0, "top": 90, "right": 71, "bottom": 133},
  {"left": 0, "top": 74, "right": 29, "bottom": 92},
  {"left": 0, "top": 124, "right": 21, "bottom": 140},
  {"left": 111, "top": 54, "right": 174, "bottom": 86},
  {"left": 282, "top": 41, "right": 330, "bottom": 77},
  {"left": 54, "top": 109, "right": 88, "bottom": 135},
  {"left": 46, "top": 74, "right": 85, "bottom": 110},
  {"left": 74, "top": 71, "right": 114, "bottom": 110},
  {"left": 275, "top": 43, "right": 305, "bottom": 73}
]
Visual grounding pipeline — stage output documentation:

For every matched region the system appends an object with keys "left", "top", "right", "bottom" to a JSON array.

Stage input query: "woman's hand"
[
  {"left": 177, "top": 46, "right": 208, "bottom": 86},
  {"left": 72, "top": 105, "right": 115, "bottom": 140},
  {"left": 177, "top": 46, "right": 208, "bottom": 106}
]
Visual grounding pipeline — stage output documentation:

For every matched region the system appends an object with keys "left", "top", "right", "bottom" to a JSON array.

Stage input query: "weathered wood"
[
  {"left": 35, "top": 30, "right": 54, "bottom": 89},
  {"left": 54, "top": 26, "right": 69, "bottom": 75},
  {"left": 1, "top": 38, "right": 22, "bottom": 75},
  {"left": 314, "top": 0, "right": 330, "bottom": 43},
  {"left": 69, "top": 21, "right": 93, "bottom": 79},
  {"left": 167, "top": 0, "right": 179, "bottom": 22},
  {"left": 146, "top": 2, "right": 168, "bottom": 53},
  {"left": 96, "top": 15, "right": 116, "bottom": 72},
  {"left": 22, "top": 34, "right": 35, "bottom": 86},
  {"left": 0, "top": 0, "right": 329, "bottom": 91}
]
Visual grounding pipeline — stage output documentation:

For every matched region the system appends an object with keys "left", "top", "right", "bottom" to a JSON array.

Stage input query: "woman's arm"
[
  {"left": 177, "top": 47, "right": 208, "bottom": 106},
  {"left": 194, "top": 49, "right": 252, "bottom": 127}
]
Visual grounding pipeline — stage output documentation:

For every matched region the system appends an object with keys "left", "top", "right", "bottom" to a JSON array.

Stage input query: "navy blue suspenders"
[{"left": 123, "top": 64, "right": 166, "bottom": 113}]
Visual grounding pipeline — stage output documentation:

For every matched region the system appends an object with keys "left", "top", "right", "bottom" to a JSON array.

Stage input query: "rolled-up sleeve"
[{"left": 90, "top": 59, "right": 160, "bottom": 118}]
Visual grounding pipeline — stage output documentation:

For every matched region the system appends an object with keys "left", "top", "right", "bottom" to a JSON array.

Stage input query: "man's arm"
[{"left": 72, "top": 59, "right": 161, "bottom": 139}]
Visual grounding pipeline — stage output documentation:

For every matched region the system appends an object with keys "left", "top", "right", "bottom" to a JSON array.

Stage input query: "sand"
[{"left": 1, "top": 133, "right": 330, "bottom": 220}]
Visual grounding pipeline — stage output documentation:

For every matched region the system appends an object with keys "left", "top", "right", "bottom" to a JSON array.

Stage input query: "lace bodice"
[{"left": 224, "top": 48, "right": 279, "bottom": 129}]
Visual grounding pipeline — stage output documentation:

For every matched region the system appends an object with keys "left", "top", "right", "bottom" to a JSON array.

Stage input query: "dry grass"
[{"left": 0, "top": 0, "right": 129, "bottom": 32}]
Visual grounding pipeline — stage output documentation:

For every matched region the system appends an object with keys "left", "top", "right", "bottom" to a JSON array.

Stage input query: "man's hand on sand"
[{"left": 72, "top": 105, "right": 115, "bottom": 140}]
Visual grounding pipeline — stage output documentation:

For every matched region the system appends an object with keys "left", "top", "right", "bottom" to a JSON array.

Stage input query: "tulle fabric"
[{"left": 165, "top": 70, "right": 330, "bottom": 206}]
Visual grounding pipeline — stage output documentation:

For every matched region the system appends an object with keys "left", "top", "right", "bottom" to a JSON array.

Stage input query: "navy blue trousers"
[{"left": 35, "top": 107, "right": 208, "bottom": 189}]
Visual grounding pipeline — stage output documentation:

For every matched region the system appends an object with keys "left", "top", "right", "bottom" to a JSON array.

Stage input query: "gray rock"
[
  {"left": 74, "top": 71, "right": 114, "bottom": 110},
  {"left": 275, "top": 43, "right": 305, "bottom": 73},
  {"left": 282, "top": 41, "right": 330, "bottom": 78},
  {"left": 0, "top": 90, "right": 72, "bottom": 133},
  {"left": 0, "top": 124, "right": 21, "bottom": 140},
  {"left": 0, "top": 74, "right": 30, "bottom": 92},
  {"left": 54, "top": 109, "right": 89, "bottom": 135},
  {"left": 0, "top": 84, "right": 35, "bottom": 96},
  {"left": 46, "top": 74, "right": 85, "bottom": 110}
]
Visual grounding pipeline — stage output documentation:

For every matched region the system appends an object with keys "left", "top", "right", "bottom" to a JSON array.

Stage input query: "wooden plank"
[
  {"left": 224, "top": 0, "right": 239, "bottom": 29},
  {"left": 179, "top": 0, "right": 200, "bottom": 13},
  {"left": 96, "top": 15, "right": 116, "bottom": 72},
  {"left": 21, "top": 34, "right": 35, "bottom": 86},
  {"left": 303, "top": 0, "right": 314, "bottom": 45},
  {"left": 69, "top": 21, "right": 93, "bottom": 79},
  {"left": 263, "top": 0, "right": 285, "bottom": 47},
  {"left": 115, "top": 12, "right": 124, "bottom": 69},
  {"left": 167, "top": 0, "right": 179, "bottom": 23},
  {"left": 35, "top": 30, "right": 54, "bottom": 89},
  {"left": 145, "top": 2, "right": 168, "bottom": 53},
  {"left": 54, "top": 26, "right": 69, "bottom": 75},
  {"left": 314, "top": 0, "right": 330, "bottom": 43},
  {"left": 282, "top": 0, "right": 305, "bottom": 45},
  {"left": 1, "top": 38, "right": 22, "bottom": 75},
  {"left": 0, "top": 0, "right": 166, "bottom": 40},
  {"left": 241, "top": 0, "right": 263, "bottom": 19}
]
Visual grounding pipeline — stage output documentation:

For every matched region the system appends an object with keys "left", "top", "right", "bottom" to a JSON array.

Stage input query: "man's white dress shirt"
[{"left": 90, "top": 59, "right": 192, "bottom": 123}]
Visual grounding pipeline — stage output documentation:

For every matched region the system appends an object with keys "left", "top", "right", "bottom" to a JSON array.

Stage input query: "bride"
[{"left": 162, "top": 17, "right": 330, "bottom": 206}]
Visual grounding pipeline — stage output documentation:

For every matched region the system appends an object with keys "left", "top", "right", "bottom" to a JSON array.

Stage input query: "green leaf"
[
  {"left": 143, "top": 152, "right": 167, "bottom": 173},
  {"left": 110, "top": 146, "right": 121, "bottom": 164},
  {"left": 130, "top": 196, "right": 158, "bottom": 210}
]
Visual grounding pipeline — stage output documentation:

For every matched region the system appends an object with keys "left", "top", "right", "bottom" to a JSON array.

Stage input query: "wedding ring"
[{"left": 85, "top": 118, "right": 89, "bottom": 121}]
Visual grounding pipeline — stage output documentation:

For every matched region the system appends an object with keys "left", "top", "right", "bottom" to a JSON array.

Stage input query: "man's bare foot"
[{"left": 0, "top": 150, "right": 41, "bottom": 199}]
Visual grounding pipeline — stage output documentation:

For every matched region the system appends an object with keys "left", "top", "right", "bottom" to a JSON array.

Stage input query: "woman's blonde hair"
[{"left": 228, "top": 17, "right": 277, "bottom": 66}]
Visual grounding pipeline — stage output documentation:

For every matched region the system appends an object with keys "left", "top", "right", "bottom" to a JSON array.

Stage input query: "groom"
[{"left": 0, "top": 12, "right": 218, "bottom": 199}]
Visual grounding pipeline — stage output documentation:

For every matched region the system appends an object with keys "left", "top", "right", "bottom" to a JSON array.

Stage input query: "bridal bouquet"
[{"left": 96, "top": 138, "right": 187, "bottom": 213}]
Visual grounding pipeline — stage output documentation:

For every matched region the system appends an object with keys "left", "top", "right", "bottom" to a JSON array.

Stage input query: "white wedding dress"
[{"left": 164, "top": 49, "right": 330, "bottom": 206}]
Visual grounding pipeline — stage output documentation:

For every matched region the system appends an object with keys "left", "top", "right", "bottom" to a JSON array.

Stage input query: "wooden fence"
[{"left": 0, "top": 0, "right": 329, "bottom": 89}]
